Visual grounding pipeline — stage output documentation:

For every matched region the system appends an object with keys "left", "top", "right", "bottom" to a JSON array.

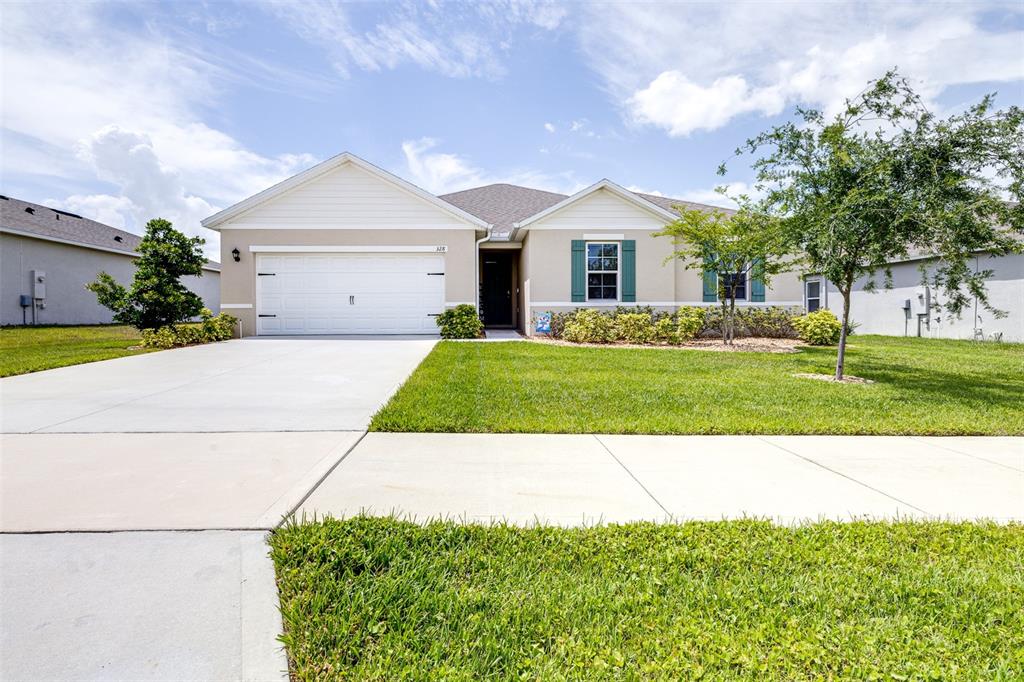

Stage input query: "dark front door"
[{"left": 481, "top": 252, "right": 514, "bottom": 327}]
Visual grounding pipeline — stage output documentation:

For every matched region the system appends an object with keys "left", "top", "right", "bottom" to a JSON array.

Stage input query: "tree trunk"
[
  {"left": 729, "top": 296, "right": 737, "bottom": 346},
  {"left": 835, "top": 286, "right": 852, "bottom": 380},
  {"left": 720, "top": 297, "right": 730, "bottom": 345}
]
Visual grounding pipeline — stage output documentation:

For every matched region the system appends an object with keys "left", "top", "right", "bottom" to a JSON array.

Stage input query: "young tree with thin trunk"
[
  {"left": 727, "top": 71, "right": 1023, "bottom": 378},
  {"left": 655, "top": 204, "right": 792, "bottom": 345}
]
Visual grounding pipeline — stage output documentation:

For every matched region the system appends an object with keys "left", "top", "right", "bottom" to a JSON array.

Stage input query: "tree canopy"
[
  {"left": 88, "top": 218, "right": 208, "bottom": 330},
  {"left": 727, "top": 71, "right": 1023, "bottom": 377}
]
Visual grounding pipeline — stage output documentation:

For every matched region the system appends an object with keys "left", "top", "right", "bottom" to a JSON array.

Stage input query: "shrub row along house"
[
  {"left": 202, "top": 153, "right": 1022, "bottom": 341},
  {"left": 0, "top": 196, "right": 220, "bottom": 326}
]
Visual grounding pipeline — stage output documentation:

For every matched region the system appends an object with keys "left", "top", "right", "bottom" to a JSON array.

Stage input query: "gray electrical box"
[
  {"left": 31, "top": 270, "right": 46, "bottom": 299},
  {"left": 20, "top": 294, "right": 32, "bottom": 307},
  {"left": 902, "top": 299, "right": 911, "bottom": 311}
]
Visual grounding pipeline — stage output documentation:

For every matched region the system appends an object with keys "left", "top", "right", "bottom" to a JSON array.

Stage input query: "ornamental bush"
[
  {"left": 792, "top": 309, "right": 843, "bottom": 346},
  {"left": 653, "top": 316, "right": 680, "bottom": 344},
  {"left": 676, "top": 307, "right": 705, "bottom": 342},
  {"left": 436, "top": 304, "right": 483, "bottom": 339},
  {"left": 562, "top": 309, "right": 616, "bottom": 344},
  {"left": 141, "top": 309, "right": 237, "bottom": 348},
  {"left": 615, "top": 313, "right": 655, "bottom": 344}
]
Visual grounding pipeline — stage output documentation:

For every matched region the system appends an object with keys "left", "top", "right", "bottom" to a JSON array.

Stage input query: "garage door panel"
[{"left": 256, "top": 253, "right": 445, "bottom": 335}]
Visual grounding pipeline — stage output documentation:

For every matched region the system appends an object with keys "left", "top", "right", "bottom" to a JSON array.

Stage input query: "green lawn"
[
  {"left": 0, "top": 325, "right": 151, "bottom": 377},
  {"left": 370, "top": 335, "right": 1023, "bottom": 435},
  {"left": 271, "top": 517, "right": 1024, "bottom": 681}
]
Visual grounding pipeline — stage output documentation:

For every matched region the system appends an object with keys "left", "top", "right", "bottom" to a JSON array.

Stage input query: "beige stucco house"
[{"left": 202, "top": 152, "right": 806, "bottom": 337}]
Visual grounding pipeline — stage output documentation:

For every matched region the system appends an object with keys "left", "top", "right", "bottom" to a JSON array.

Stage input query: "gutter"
[{"left": 474, "top": 226, "right": 493, "bottom": 310}]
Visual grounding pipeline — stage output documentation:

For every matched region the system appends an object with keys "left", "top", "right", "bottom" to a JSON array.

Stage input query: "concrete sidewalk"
[{"left": 297, "top": 433, "right": 1024, "bottom": 525}]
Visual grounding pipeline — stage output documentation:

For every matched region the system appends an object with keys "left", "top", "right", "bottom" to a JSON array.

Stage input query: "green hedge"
[
  {"left": 539, "top": 305, "right": 796, "bottom": 345},
  {"left": 141, "top": 309, "right": 237, "bottom": 349}
]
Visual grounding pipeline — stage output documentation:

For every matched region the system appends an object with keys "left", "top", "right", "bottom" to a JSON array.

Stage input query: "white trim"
[
  {"left": 247, "top": 245, "right": 448, "bottom": 253},
  {"left": 480, "top": 242, "right": 522, "bottom": 250},
  {"left": 529, "top": 301, "right": 804, "bottom": 307},
  {"left": 512, "top": 179, "right": 677, "bottom": 234},
  {"left": 221, "top": 225, "right": 474, "bottom": 231},
  {"left": 220, "top": 303, "right": 253, "bottom": 309},
  {"left": 445, "top": 301, "right": 475, "bottom": 307},
  {"left": 0, "top": 227, "right": 221, "bottom": 272},
  {"left": 583, "top": 233, "right": 625, "bottom": 240},
  {"left": 201, "top": 152, "right": 491, "bottom": 231}
]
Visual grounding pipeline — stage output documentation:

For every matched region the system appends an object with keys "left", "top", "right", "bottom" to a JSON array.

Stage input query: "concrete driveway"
[
  {"left": 0, "top": 336, "right": 436, "bottom": 681},
  {"left": 0, "top": 336, "right": 437, "bottom": 433}
]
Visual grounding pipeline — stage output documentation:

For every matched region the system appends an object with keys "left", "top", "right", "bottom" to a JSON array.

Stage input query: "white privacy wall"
[{"left": 822, "top": 252, "right": 1023, "bottom": 342}]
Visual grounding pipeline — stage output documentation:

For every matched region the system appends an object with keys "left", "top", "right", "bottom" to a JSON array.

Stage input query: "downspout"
[{"left": 474, "top": 226, "right": 492, "bottom": 311}]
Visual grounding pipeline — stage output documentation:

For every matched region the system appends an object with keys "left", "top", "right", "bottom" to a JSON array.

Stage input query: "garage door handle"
[
  {"left": 427, "top": 272, "right": 445, "bottom": 276},
  {"left": 257, "top": 272, "right": 276, "bottom": 276},
  {"left": 427, "top": 313, "right": 440, "bottom": 317},
  {"left": 258, "top": 314, "right": 276, "bottom": 318}
]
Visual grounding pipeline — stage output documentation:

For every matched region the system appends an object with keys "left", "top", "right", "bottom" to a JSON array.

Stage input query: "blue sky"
[{"left": 2, "top": 1, "right": 1022, "bottom": 256}]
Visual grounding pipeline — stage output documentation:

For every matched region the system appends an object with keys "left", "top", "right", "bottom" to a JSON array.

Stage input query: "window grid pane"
[{"left": 586, "top": 243, "right": 618, "bottom": 301}]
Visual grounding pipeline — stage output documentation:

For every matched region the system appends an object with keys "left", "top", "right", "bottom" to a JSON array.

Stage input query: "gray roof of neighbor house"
[
  {"left": 439, "top": 183, "right": 733, "bottom": 239},
  {"left": 0, "top": 195, "right": 220, "bottom": 270}
]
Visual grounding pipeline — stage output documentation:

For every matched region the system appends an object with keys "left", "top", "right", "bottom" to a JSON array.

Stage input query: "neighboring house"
[
  {"left": 810, "top": 251, "right": 1023, "bottom": 342},
  {"left": 1, "top": 196, "right": 220, "bottom": 326},
  {"left": 202, "top": 153, "right": 805, "bottom": 337}
]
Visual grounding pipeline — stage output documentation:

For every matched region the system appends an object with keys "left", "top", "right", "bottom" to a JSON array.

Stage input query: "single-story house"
[
  {"left": 1, "top": 196, "right": 220, "bottom": 326},
  {"left": 811, "top": 251, "right": 1023, "bottom": 342},
  {"left": 202, "top": 152, "right": 805, "bottom": 337}
]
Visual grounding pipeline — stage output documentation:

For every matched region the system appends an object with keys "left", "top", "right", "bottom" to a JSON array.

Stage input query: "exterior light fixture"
[{"left": 231, "top": 248, "right": 240, "bottom": 262}]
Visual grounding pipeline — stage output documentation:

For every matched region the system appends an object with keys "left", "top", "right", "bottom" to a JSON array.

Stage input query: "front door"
[{"left": 481, "top": 252, "right": 514, "bottom": 327}]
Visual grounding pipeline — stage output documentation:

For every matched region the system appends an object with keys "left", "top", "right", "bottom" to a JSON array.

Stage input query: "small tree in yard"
[
  {"left": 88, "top": 218, "right": 207, "bottom": 329},
  {"left": 655, "top": 204, "right": 792, "bottom": 344},
  {"left": 729, "top": 71, "right": 1023, "bottom": 378}
]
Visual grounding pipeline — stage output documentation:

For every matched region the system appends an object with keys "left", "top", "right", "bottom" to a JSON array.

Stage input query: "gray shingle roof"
[
  {"left": 439, "top": 184, "right": 567, "bottom": 239},
  {"left": 0, "top": 195, "right": 219, "bottom": 270},
  {"left": 439, "top": 183, "right": 733, "bottom": 239}
]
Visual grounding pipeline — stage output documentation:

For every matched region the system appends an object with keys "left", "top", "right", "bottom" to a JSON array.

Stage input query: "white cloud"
[
  {"left": 625, "top": 185, "right": 663, "bottom": 197},
  {"left": 575, "top": 3, "right": 1024, "bottom": 136},
  {"left": 265, "top": 0, "right": 566, "bottom": 80},
  {"left": 629, "top": 73, "right": 785, "bottom": 136},
  {"left": 680, "top": 182, "right": 762, "bottom": 208},
  {"left": 400, "top": 137, "right": 582, "bottom": 195},
  {"left": 1, "top": 2, "right": 317, "bottom": 257},
  {"left": 544, "top": 122, "right": 556, "bottom": 133}
]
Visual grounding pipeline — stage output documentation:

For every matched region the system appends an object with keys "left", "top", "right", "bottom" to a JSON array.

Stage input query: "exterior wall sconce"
[{"left": 231, "top": 248, "right": 240, "bottom": 262}]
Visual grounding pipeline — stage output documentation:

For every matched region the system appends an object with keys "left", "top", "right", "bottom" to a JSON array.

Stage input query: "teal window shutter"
[
  {"left": 621, "top": 240, "right": 636, "bottom": 302},
  {"left": 702, "top": 258, "right": 717, "bottom": 302},
  {"left": 751, "top": 258, "right": 766, "bottom": 302},
  {"left": 571, "top": 240, "right": 585, "bottom": 302}
]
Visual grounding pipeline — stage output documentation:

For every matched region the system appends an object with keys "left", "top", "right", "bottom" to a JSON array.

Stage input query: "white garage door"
[{"left": 255, "top": 253, "right": 444, "bottom": 335}]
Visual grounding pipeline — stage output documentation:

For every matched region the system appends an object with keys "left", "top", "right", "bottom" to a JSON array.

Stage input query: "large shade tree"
[{"left": 727, "top": 71, "right": 1023, "bottom": 378}]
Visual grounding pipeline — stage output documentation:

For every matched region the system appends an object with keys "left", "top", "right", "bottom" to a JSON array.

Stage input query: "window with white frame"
[
  {"left": 586, "top": 242, "right": 618, "bottom": 300},
  {"left": 805, "top": 279, "right": 822, "bottom": 312}
]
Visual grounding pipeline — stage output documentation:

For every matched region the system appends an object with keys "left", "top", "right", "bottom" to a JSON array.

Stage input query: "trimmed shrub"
[
  {"left": 700, "top": 306, "right": 800, "bottom": 339},
  {"left": 676, "top": 307, "right": 705, "bottom": 342},
  {"left": 615, "top": 313, "right": 655, "bottom": 344},
  {"left": 141, "top": 309, "right": 237, "bottom": 349},
  {"left": 562, "top": 309, "right": 616, "bottom": 344},
  {"left": 653, "top": 316, "right": 680, "bottom": 344},
  {"left": 793, "top": 309, "right": 843, "bottom": 345},
  {"left": 436, "top": 304, "right": 483, "bottom": 339}
]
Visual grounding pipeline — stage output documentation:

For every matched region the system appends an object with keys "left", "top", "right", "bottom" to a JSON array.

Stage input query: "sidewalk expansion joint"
[
  {"left": 755, "top": 436, "right": 931, "bottom": 516},
  {"left": 275, "top": 430, "right": 369, "bottom": 529},
  {"left": 593, "top": 435, "right": 672, "bottom": 518},
  {"left": 908, "top": 436, "right": 1022, "bottom": 473}
]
